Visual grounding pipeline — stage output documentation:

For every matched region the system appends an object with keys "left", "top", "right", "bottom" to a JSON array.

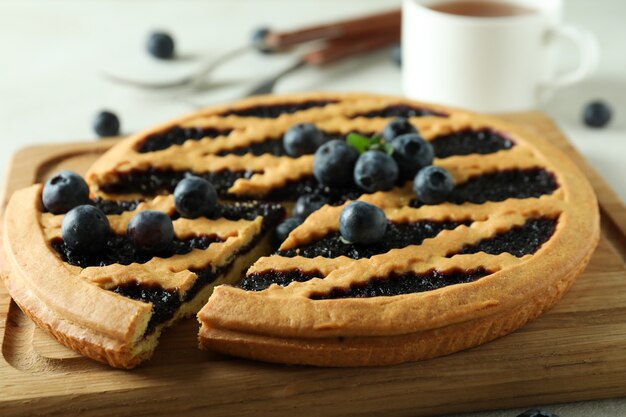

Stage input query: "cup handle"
[{"left": 539, "top": 25, "right": 599, "bottom": 101}]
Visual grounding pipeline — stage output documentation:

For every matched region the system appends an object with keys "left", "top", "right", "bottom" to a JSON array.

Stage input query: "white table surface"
[{"left": 1, "top": 1, "right": 625, "bottom": 416}]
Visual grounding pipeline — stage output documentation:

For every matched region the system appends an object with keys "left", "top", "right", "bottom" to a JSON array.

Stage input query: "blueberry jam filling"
[
  {"left": 52, "top": 234, "right": 222, "bottom": 268},
  {"left": 239, "top": 269, "right": 323, "bottom": 291},
  {"left": 219, "top": 100, "right": 337, "bottom": 118},
  {"left": 277, "top": 220, "right": 471, "bottom": 260},
  {"left": 137, "top": 126, "right": 233, "bottom": 153},
  {"left": 200, "top": 201, "right": 285, "bottom": 233},
  {"left": 99, "top": 168, "right": 258, "bottom": 198},
  {"left": 92, "top": 197, "right": 141, "bottom": 215},
  {"left": 310, "top": 268, "right": 489, "bottom": 299},
  {"left": 410, "top": 168, "right": 558, "bottom": 206},
  {"left": 217, "top": 131, "right": 372, "bottom": 157},
  {"left": 455, "top": 217, "right": 557, "bottom": 257},
  {"left": 450, "top": 168, "right": 558, "bottom": 204},
  {"left": 112, "top": 282, "right": 181, "bottom": 335},
  {"left": 264, "top": 176, "right": 363, "bottom": 203},
  {"left": 351, "top": 105, "right": 447, "bottom": 119},
  {"left": 431, "top": 129, "right": 514, "bottom": 158},
  {"left": 218, "top": 139, "right": 287, "bottom": 157}
]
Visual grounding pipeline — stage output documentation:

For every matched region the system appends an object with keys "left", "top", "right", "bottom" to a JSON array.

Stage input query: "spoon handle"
[
  {"left": 266, "top": 9, "right": 400, "bottom": 49},
  {"left": 303, "top": 27, "right": 401, "bottom": 66}
]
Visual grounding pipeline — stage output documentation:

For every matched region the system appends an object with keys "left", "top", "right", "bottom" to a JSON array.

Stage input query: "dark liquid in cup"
[{"left": 429, "top": 1, "right": 536, "bottom": 17}]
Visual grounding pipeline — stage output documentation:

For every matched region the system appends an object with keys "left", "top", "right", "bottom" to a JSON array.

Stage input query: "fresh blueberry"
[
  {"left": 42, "top": 170, "right": 90, "bottom": 214},
  {"left": 127, "top": 210, "right": 174, "bottom": 253},
  {"left": 339, "top": 201, "right": 387, "bottom": 244},
  {"left": 293, "top": 194, "right": 328, "bottom": 220},
  {"left": 516, "top": 410, "right": 559, "bottom": 417},
  {"left": 174, "top": 176, "right": 218, "bottom": 218},
  {"left": 583, "top": 100, "right": 612, "bottom": 128},
  {"left": 283, "top": 123, "right": 325, "bottom": 157},
  {"left": 392, "top": 133, "right": 434, "bottom": 180},
  {"left": 274, "top": 217, "right": 301, "bottom": 245},
  {"left": 147, "top": 31, "right": 175, "bottom": 59},
  {"left": 93, "top": 110, "right": 120, "bottom": 137},
  {"left": 61, "top": 205, "right": 110, "bottom": 253},
  {"left": 391, "top": 44, "right": 401, "bottom": 67},
  {"left": 383, "top": 117, "right": 417, "bottom": 142},
  {"left": 354, "top": 150, "right": 399, "bottom": 193},
  {"left": 413, "top": 166, "right": 454, "bottom": 204},
  {"left": 251, "top": 26, "right": 275, "bottom": 54},
  {"left": 313, "top": 140, "right": 359, "bottom": 187}
]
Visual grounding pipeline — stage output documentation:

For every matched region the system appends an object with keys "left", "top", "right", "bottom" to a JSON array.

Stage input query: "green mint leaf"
[
  {"left": 347, "top": 133, "right": 371, "bottom": 154},
  {"left": 347, "top": 133, "right": 394, "bottom": 155}
]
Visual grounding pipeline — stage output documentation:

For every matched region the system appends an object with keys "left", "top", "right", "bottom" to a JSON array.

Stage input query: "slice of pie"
[
  {"left": 2, "top": 92, "right": 599, "bottom": 368},
  {"left": 3, "top": 190, "right": 282, "bottom": 368}
]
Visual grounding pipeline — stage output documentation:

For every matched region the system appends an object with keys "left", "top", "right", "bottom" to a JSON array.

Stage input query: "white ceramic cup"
[{"left": 402, "top": 0, "right": 599, "bottom": 112}]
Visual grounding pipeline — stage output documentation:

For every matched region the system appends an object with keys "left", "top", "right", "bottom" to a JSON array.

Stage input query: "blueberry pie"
[{"left": 2, "top": 92, "right": 599, "bottom": 368}]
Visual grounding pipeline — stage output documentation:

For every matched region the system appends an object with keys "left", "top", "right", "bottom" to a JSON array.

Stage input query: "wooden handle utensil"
[{"left": 266, "top": 9, "right": 401, "bottom": 49}]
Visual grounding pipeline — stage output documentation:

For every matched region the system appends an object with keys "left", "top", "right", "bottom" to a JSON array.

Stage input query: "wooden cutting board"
[{"left": 1, "top": 112, "right": 626, "bottom": 417}]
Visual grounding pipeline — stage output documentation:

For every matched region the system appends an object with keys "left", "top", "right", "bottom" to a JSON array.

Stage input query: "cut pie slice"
[{"left": 2, "top": 189, "right": 282, "bottom": 368}]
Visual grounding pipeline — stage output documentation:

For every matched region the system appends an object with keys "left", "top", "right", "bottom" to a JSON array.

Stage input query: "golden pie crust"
[{"left": 3, "top": 92, "right": 599, "bottom": 368}]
